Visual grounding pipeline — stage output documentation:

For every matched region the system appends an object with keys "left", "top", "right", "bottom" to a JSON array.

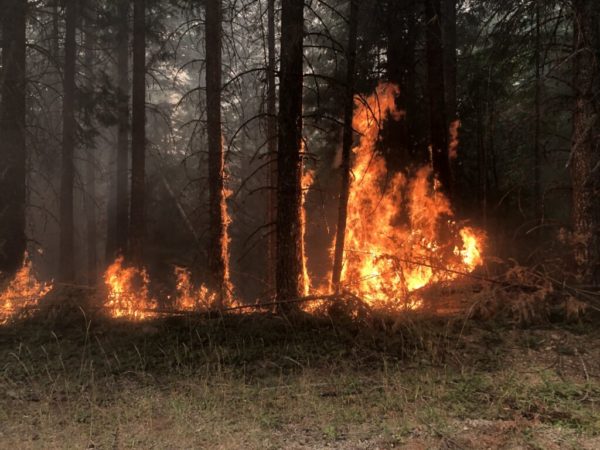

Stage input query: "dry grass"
[{"left": 0, "top": 308, "right": 599, "bottom": 449}]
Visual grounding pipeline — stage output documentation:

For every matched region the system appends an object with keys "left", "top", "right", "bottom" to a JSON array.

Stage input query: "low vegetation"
[{"left": 1, "top": 309, "right": 598, "bottom": 449}]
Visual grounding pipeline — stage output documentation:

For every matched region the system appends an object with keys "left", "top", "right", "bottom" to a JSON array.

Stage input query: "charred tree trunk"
[
  {"left": 571, "top": 0, "right": 600, "bottom": 285},
  {"left": 114, "top": 0, "right": 130, "bottom": 258},
  {"left": 83, "top": 2, "right": 97, "bottom": 284},
  {"left": 425, "top": 0, "right": 451, "bottom": 192},
  {"left": 331, "top": 0, "right": 359, "bottom": 293},
  {"left": 129, "top": 0, "right": 146, "bottom": 263},
  {"left": 205, "top": 0, "right": 229, "bottom": 304},
  {"left": 59, "top": 0, "right": 77, "bottom": 282},
  {"left": 0, "top": 0, "right": 27, "bottom": 275},
  {"left": 384, "top": 0, "right": 418, "bottom": 168},
  {"left": 266, "top": 0, "right": 277, "bottom": 293},
  {"left": 443, "top": 0, "right": 457, "bottom": 124},
  {"left": 276, "top": 0, "right": 304, "bottom": 304}
]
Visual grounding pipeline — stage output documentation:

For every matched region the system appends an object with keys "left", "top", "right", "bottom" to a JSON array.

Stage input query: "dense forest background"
[{"left": 0, "top": 0, "right": 598, "bottom": 304}]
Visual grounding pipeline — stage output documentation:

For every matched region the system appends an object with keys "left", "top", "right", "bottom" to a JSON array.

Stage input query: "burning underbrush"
[
  {"left": 102, "top": 256, "right": 224, "bottom": 320},
  {"left": 0, "top": 255, "right": 52, "bottom": 324}
]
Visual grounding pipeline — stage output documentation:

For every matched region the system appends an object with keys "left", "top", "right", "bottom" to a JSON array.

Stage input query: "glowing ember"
[
  {"left": 320, "top": 83, "right": 485, "bottom": 310},
  {"left": 103, "top": 256, "right": 156, "bottom": 320},
  {"left": 0, "top": 255, "right": 52, "bottom": 324}
]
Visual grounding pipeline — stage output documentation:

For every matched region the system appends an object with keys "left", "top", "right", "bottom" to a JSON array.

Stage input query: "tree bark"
[
  {"left": 331, "top": 0, "right": 358, "bottom": 292},
  {"left": 266, "top": 0, "right": 277, "bottom": 293},
  {"left": 533, "top": 0, "right": 543, "bottom": 222},
  {"left": 115, "top": 0, "right": 130, "bottom": 258},
  {"left": 571, "top": 0, "right": 600, "bottom": 285},
  {"left": 0, "top": 0, "right": 27, "bottom": 275},
  {"left": 83, "top": 1, "right": 97, "bottom": 284},
  {"left": 443, "top": 0, "right": 457, "bottom": 124},
  {"left": 384, "top": 0, "right": 419, "bottom": 168},
  {"left": 276, "top": 0, "right": 304, "bottom": 305},
  {"left": 425, "top": 0, "right": 451, "bottom": 192},
  {"left": 59, "top": 0, "right": 77, "bottom": 282},
  {"left": 205, "top": 0, "right": 229, "bottom": 305},
  {"left": 129, "top": 0, "right": 146, "bottom": 263}
]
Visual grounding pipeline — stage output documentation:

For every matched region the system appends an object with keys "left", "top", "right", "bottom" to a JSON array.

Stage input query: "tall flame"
[
  {"left": 0, "top": 255, "right": 52, "bottom": 324},
  {"left": 327, "top": 83, "right": 484, "bottom": 309},
  {"left": 301, "top": 169, "right": 314, "bottom": 296}
]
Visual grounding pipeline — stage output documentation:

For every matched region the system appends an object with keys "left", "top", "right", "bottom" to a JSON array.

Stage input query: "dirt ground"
[{"left": 0, "top": 304, "right": 599, "bottom": 449}]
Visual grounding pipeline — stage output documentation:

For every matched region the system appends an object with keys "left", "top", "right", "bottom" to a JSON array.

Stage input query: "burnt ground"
[{"left": 0, "top": 288, "right": 599, "bottom": 449}]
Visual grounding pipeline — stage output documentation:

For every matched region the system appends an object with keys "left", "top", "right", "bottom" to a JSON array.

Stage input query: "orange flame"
[
  {"left": 103, "top": 256, "right": 156, "bottom": 320},
  {"left": 221, "top": 184, "right": 234, "bottom": 303},
  {"left": 320, "top": 83, "right": 484, "bottom": 310},
  {"left": 301, "top": 168, "right": 314, "bottom": 296},
  {"left": 0, "top": 255, "right": 52, "bottom": 324},
  {"left": 174, "top": 266, "right": 219, "bottom": 311}
]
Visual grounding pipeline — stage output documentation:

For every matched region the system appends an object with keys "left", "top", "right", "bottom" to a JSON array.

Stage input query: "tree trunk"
[
  {"left": 114, "top": 0, "right": 130, "bottom": 258},
  {"left": 205, "top": 0, "right": 229, "bottom": 305},
  {"left": 384, "top": 0, "right": 418, "bottom": 168},
  {"left": 533, "top": 0, "right": 543, "bottom": 222},
  {"left": 331, "top": 0, "right": 358, "bottom": 292},
  {"left": 571, "top": 0, "right": 600, "bottom": 285},
  {"left": 83, "top": 1, "right": 97, "bottom": 284},
  {"left": 266, "top": 0, "right": 277, "bottom": 293},
  {"left": 59, "top": 0, "right": 77, "bottom": 282},
  {"left": 0, "top": 0, "right": 27, "bottom": 275},
  {"left": 476, "top": 91, "right": 487, "bottom": 226},
  {"left": 276, "top": 0, "right": 304, "bottom": 304},
  {"left": 129, "top": 0, "right": 146, "bottom": 263},
  {"left": 425, "top": 0, "right": 451, "bottom": 192},
  {"left": 443, "top": 0, "right": 457, "bottom": 124}
]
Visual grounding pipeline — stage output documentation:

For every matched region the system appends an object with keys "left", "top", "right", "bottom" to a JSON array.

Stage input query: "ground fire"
[{"left": 0, "top": 255, "right": 52, "bottom": 324}]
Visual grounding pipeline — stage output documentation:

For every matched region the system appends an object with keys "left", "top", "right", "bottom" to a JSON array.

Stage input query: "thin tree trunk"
[
  {"left": 0, "top": 0, "right": 27, "bottom": 275},
  {"left": 83, "top": 1, "right": 97, "bottom": 284},
  {"left": 266, "top": 0, "right": 277, "bottom": 292},
  {"left": 331, "top": 0, "right": 358, "bottom": 292},
  {"left": 425, "top": 0, "right": 451, "bottom": 192},
  {"left": 533, "top": 0, "right": 543, "bottom": 222},
  {"left": 205, "top": 0, "right": 229, "bottom": 305},
  {"left": 59, "top": 0, "right": 77, "bottom": 282},
  {"left": 129, "top": 0, "right": 146, "bottom": 263},
  {"left": 276, "top": 0, "right": 304, "bottom": 305},
  {"left": 443, "top": 0, "right": 457, "bottom": 124},
  {"left": 114, "top": 0, "right": 130, "bottom": 258},
  {"left": 476, "top": 93, "right": 487, "bottom": 226},
  {"left": 571, "top": 0, "right": 600, "bottom": 285}
]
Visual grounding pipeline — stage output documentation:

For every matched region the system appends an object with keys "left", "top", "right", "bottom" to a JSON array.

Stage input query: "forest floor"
[{"left": 0, "top": 302, "right": 599, "bottom": 449}]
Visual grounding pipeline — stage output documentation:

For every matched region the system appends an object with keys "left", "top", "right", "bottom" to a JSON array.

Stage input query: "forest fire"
[
  {"left": 0, "top": 256, "right": 52, "bottom": 324},
  {"left": 101, "top": 84, "right": 484, "bottom": 319},
  {"left": 321, "top": 83, "right": 485, "bottom": 310}
]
